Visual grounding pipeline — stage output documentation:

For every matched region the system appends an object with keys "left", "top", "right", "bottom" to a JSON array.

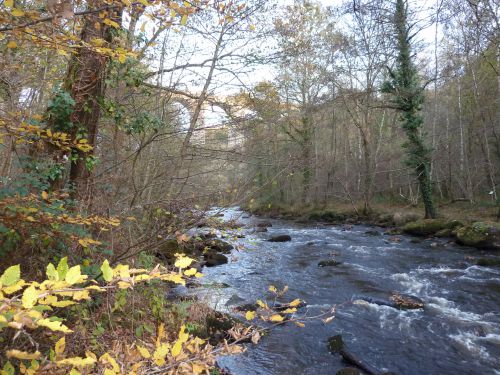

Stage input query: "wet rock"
[
  {"left": 336, "top": 368, "right": 363, "bottom": 375},
  {"left": 402, "top": 219, "right": 449, "bottom": 236},
  {"left": 306, "top": 241, "right": 315, "bottom": 246},
  {"left": 234, "top": 303, "right": 259, "bottom": 312},
  {"left": 384, "top": 228, "right": 402, "bottom": 235},
  {"left": 393, "top": 212, "right": 420, "bottom": 226},
  {"left": 475, "top": 258, "right": 500, "bottom": 267},
  {"left": 390, "top": 293, "right": 424, "bottom": 309},
  {"left": 255, "top": 227, "right": 268, "bottom": 233},
  {"left": 268, "top": 235, "right": 292, "bottom": 242},
  {"left": 274, "top": 301, "right": 307, "bottom": 311},
  {"left": 365, "top": 230, "right": 381, "bottom": 236},
  {"left": 318, "top": 260, "right": 342, "bottom": 267},
  {"left": 328, "top": 335, "right": 344, "bottom": 353},
  {"left": 410, "top": 238, "right": 422, "bottom": 244},
  {"left": 456, "top": 222, "right": 500, "bottom": 250},
  {"left": 203, "top": 252, "right": 228, "bottom": 267},
  {"left": 435, "top": 228, "right": 453, "bottom": 238},
  {"left": 196, "top": 238, "right": 234, "bottom": 254},
  {"left": 257, "top": 221, "right": 273, "bottom": 228}
]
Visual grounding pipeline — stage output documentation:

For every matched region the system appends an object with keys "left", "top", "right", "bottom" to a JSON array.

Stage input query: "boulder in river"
[
  {"left": 318, "top": 259, "right": 342, "bottom": 267},
  {"left": 328, "top": 335, "right": 344, "bottom": 353},
  {"left": 402, "top": 219, "right": 450, "bottom": 236},
  {"left": 268, "top": 235, "right": 292, "bottom": 242},
  {"left": 255, "top": 227, "right": 268, "bottom": 233},
  {"left": 365, "top": 230, "right": 381, "bottom": 236},
  {"left": 456, "top": 222, "right": 500, "bottom": 250},
  {"left": 475, "top": 257, "right": 500, "bottom": 267},
  {"left": 389, "top": 293, "right": 424, "bottom": 309},
  {"left": 393, "top": 211, "right": 420, "bottom": 226},
  {"left": 257, "top": 221, "right": 273, "bottom": 228},
  {"left": 203, "top": 251, "right": 228, "bottom": 267}
]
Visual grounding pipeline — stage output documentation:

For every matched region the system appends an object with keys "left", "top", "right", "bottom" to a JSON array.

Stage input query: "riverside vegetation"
[{"left": 1, "top": 0, "right": 499, "bottom": 374}]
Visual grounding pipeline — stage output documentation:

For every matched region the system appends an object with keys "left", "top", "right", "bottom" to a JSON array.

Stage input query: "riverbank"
[{"left": 243, "top": 201, "right": 500, "bottom": 251}]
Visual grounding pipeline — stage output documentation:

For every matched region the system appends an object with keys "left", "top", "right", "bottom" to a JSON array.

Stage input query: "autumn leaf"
[
  {"left": 55, "top": 337, "right": 66, "bottom": 356},
  {"left": 0, "top": 264, "right": 20, "bottom": 286},
  {"left": 268, "top": 285, "right": 277, "bottom": 293},
  {"left": 6, "top": 350, "right": 41, "bottom": 360},
  {"left": 101, "top": 260, "right": 113, "bottom": 282},
  {"left": 289, "top": 299, "right": 301, "bottom": 307},
  {"left": 174, "top": 256, "right": 194, "bottom": 269},
  {"left": 7, "top": 41, "right": 17, "bottom": 49},
  {"left": 245, "top": 310, "right": 256, "bottom": 320},
  {"left": 136, "top": 345, "right": 151, "bottom": 359},
  {"left": 153, "top": 343, "right": 169, "bottom": 365},
  {"left": 11, "top": 8, "right": 25, "bottom": 17},
  {"left": 183, "top": 268, "right": 197, "bottom": 276},
  {"left": 22, "top": 285, "right": 38, "bottom": 308},
  {"left": 171, "top": 340, "right": 182, "bottom": 358},
  {"left": 269, "top": 314, "right": 284, "bottom": 322},
  {"left": 37, "top": 318, "right": 72, "bottom": 333}
]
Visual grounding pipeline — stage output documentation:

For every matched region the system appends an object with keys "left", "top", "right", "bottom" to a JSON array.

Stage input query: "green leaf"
[
  {"left": 2, "top": 361, "right": 15, "bottom": 375},
  {"left": 46, "top": 263, "right": 58, "bottom": 281},
  {"left": 100, "top": 260, "right": 113, "bottom": 282},
  {"left": 0, "top": 265, "right": 20, "bottom": 287},
  {"left": 64, "top": 266, "right": 82, "bottom": 285},
  {"left": 57, "top": 257, "right": 68, "bottom": 280}
]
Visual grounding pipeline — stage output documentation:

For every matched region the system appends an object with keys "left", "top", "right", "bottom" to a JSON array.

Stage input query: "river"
[{"left": 191, "top": 208, "right": 500, "bottom": 375}]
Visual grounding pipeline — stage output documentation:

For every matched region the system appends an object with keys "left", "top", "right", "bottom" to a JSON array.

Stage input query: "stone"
[
  {"left": 475, "top": 258, "right": 500, "bottom": 267},
  {"left": 365, "top": 230, "right": 381, "bottom": 236},
  {"left": 336, "top": 368, "right": 363, "bottom": 375},
  {"left": 318, "top": 260, "right": 342, "bottom": 267},
  {"left": 268, "top": 235, "right": 292, "bottom": 242},
  {"left": 255, "top": 227, "right": 268, "bottom": 233},
  {"left": 328, "top": 335, "right": 344, "bottom": 353},
  {"left": 402, "top": 219, "right": 449, "bottom": 236},
  {"left": 393, "top": 212, "right": 421, "bottom": 226},
  {"left": 257, "top": 221, "right": 273, "bottom": 228},
  {"left": 456, "top": 222, "right": 500, "bottom": 250},
  {"left": 203, "top": 252, "right": 228, "bottom": 267},
  {"left": 435, "top": 228, "right": 453, "bottom": 238}
]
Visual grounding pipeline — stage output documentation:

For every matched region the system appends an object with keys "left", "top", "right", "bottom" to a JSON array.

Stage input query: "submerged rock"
[
  {"left": 318, "top": 260, "right": 342, "bottom": 267},
  {"left": 257, "top": 221, "right": 273, "bottom": 228},
  {"left": 328, "top": 335, "right": 344, "bottom": 353},
  {"left": 352, "top": 293, "right": 424, "bottom": 310},
  {"left": 456, "top": 222, "right": 500, "bottom": 250},
  {"left": 268, "top": 235, "right": 292, "bottom": 242},
  {"left": 475, "top": 258, "right": 500, "bottom": 267},
  {"left": 255, "top": 227, "right": 268, "bottom": 233},
  {"left": 365, "top": 230, "right": 381, "bottom": 236},
  {"left": 336, "top": 368, "right": 363, "bottom": 375}
]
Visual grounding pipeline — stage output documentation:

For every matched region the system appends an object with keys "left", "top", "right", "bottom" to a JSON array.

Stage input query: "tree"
[{"left": 383, "top": 0, "right": 437, "bottom": 218}]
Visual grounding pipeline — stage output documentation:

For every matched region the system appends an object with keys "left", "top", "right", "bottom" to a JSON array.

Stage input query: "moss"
[
  {"left": 456, "top": 222, "right": 500, "bottom": 249},
  {"left": 402, "top": 219, "right": 448, "bottom": 236},
  {"left": 309, "top": 210, "right": 347, "bottom": 222}
]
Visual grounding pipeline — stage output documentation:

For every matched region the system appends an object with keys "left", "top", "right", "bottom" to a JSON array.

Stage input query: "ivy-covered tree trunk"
[
  {"left": 64, "top": 2, "right": 122, "bottom": 203},
  {"left": 383, "top": 0, "right": 437, "bottom": 219}
]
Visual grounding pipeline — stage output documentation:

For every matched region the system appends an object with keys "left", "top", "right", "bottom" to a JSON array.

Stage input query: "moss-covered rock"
[
  {"left": 327, "top": 335, "right": 344, "bottom": 353},
  {"left": 393, "top": 212, "right": 420, "bottom": 226},
  {"left": 456, "top": 222, "right": 500, "bottom": 250},
  {"left": 402, "top": 219, "right": 448, "bottom": 236},
  {"left": 309, "top": 210, "right": 347, "bottom": 222},
  {"left": 475, "top": 258, "right": 500, "bottom": 267}
]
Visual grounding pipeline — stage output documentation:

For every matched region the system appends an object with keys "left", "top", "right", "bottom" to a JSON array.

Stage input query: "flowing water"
[{"left": 191, "top": 208, "right": 500, "bottom": 375}]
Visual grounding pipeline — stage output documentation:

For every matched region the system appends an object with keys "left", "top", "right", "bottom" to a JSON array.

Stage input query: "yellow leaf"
[
  {"left": 52, "top": 300, "right": 76, "bottom": 307},
  {"left": 180, "top": 14, "right": 188, "bottom": 26},
  {"left": 192, "top": 363, "right": 206, "bottom": 374},
  {"left": 138, "top": 0, "right": 150, "bottom": 6},
  {"left": 153, "top": 343, "right": 169, "bottom": 366},
  {"left": 104, "top": 370, "right": 115, "bottom": 375},
  {"left": 118, "top": 53, "right": 126, "bottom": 63},
  {"left": 178, "top": 325, "right": 189, "bottom": 343},
  {"left": 174, "top": 256, "right": 193, "bottom": 269},
  {"left": 56, "top": 356, "right": 95, "bottom": 367},
  {"left": 103, "top": 18, "right": 120, "bottom": 29},
  {"left": 281, "top": 308, "right": 297, "bottom": 314},
  {"left": 5, "top": 0, "right": 13, "bottom": 8},
  {"left": 289, "top": 299, "right": 301, "bottom": 307},
  {"left": 183, "top": 268, "right": 197, "bottom": 276},
  {"left": 7, "top": 41, "right": 17, "bottom": 49},
  {"left": 11, "top": 8, "right": 25, "bottom": 17},
  {"left": 171, "top": 340, "right": 182, "bottom": 358},
  {"left": 2, "top": 280, "right": 25, "bottom": 295},
  {"left": 249, "top": 24, "right": 256, "bottom": 31},
  {"left": 100, "top": 353, "right": 119, "bottom": 373},
  {"left": 268, "top": 285, "right": 277, "bottom": 293},
  {"left": 6, "top": 350, "right": 41, "bottom": 360},
  {"left": 22, "top": 285, "right": 38, "bottom": 308},
  {"left": 256, "top": 299, "right": 268, "bottom": 309},
  {"left": 269, "top": 314, "right": 284, "bottom": 322},
  {"left": 55, "top": 337, "right": 65, "bottom": 356},
  {"left": 294, "top": 321, "right": 305, "bottom": 328},
  {"left": 65, "top": 265, "right": 85, "bottom": 285},
  {"left": 136, "top": 346, "right": 150, "bottom": 359},
  {"left": 245, "top": 311, "right": 256, "bottom": 320},
  {"left": 37, "top": 318, "right": 72, "bottom": 333},
  {"left": 41, "top": 191, "right": 49, "bottom": 200}
]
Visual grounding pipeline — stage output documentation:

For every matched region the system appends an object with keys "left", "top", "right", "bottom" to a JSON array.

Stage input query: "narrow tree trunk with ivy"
[
  {"left": 383, "top": 0, "right": 437, "bottom": 219},
  {"left": 63, "top": 2, "right": 122, "bottom": 203}
]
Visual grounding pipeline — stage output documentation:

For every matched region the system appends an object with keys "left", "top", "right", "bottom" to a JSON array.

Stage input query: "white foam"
[{"left": 449, "top": 331, "right": 491, "bottom": 360}]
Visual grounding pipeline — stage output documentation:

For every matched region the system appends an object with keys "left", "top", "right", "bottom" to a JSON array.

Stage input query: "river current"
[{"left": 190, "top": 208, "right": 500, "bottom": 375}]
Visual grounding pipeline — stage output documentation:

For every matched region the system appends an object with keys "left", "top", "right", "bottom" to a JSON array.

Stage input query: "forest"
[{"left": 0, "top": 0, "right": 499, "bottom": 374}]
